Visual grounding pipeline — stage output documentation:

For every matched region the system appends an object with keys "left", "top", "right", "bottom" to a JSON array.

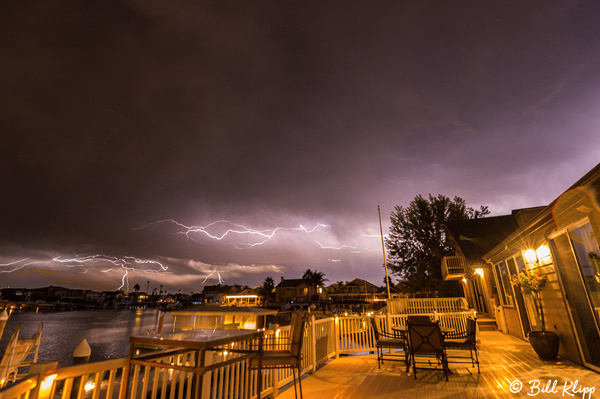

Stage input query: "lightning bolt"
[
  {"left": 314, "top": 240, "right": 378, "bottom": 253},
  {"left": 201, "top": 270, "right": 225, "bottom": 285},
  {"left": 136, "top": 219, "right": 330, "bottom": 248},
  {"left": 0, "top": 258, "right": 44, "bottom": 273},
  {"left": 1, "top": 254, "right": 169, "bottom": 291},
  {"left": 363, "top": 233, "right": 388, "bottom": 238},
  {"left": 53, "top": 254, "right": 168, "bottom": 290}
]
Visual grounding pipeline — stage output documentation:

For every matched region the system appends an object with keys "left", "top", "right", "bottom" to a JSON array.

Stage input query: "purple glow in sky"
[{"left": 1, "top": 1, "right": 600, "bottom": 292}]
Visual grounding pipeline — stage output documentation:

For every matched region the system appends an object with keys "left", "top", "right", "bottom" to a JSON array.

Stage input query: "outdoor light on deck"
[
  {"left": 524, "top": 245, "right": 552, "bottom": 267},
  {"left": 41, "top": 374, "right": 58, "bottom": 389},
  {"left": 524, "top": 249, "right": 538, "bottom": 265},
  {"left": 475, "top": 268, "right": 484, "bottom": 278},
  {"left": 536, "top": 245, "right": 551, "bottom": 263},
  {"left": 462, "top": 278, "right": 467, "bottom": 284}
]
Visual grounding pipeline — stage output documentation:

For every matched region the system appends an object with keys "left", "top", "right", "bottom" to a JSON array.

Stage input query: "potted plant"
[{"left": 511, "top": 268, "right": 559, "bottom": 360}]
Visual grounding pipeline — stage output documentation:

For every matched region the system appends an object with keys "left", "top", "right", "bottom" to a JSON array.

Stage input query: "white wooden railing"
[
  {"left": 0, "top": 311, "right": 474, "bottom": 399},
  {"left": 386, "top": 297, "right": 468, "bottom": 314}
]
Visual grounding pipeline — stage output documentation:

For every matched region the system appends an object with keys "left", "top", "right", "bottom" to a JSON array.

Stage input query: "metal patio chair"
[
  {"left": 370, "top": 317, "right": 408, "bottom": 369},
  {"left": 444, "top": 317, "right": 480, "bottom": 373},
  {"left": 406, "top": 321, "right": 449, "bottom": 381},
  {"left": 251, "top": 312, "right": 306, "bottom": 399},
  {"left": 407, "top": 315, "right": 433, "bottom": 324}
]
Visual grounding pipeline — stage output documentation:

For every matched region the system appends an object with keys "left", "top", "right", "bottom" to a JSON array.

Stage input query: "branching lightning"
[
  {"left": 201, "top": 270, "right": 224, "bottom": 285},
  {"left": 52, "top": 254, "right": 168, "bottom": 291},
  {"left": 0, "top": 258, "right": 44, "bottom": 273},
  {"left": 136, "top": 219, "right": 330, "bottom": 248},
  {"left": 1, "top": 255, "right": 169, "bottom": 291}
]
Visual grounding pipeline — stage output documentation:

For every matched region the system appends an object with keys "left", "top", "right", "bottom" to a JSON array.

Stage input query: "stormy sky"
[{"left": 1, "top": 0, "right": 600, "bottom": 293}]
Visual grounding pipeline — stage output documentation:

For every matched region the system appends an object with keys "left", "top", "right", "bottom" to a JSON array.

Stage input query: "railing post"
[
  {"left": 271, "top": 365, "right": 279, "bottom": 398},
  {"left": 201, "top": 350, "right": 212, "bottom": 399},
  {"left": 334, "top": 317, "right": 340, "bottom": 359},
  {"left": 0, "top": 310, "right": 8, "bottom": 341},
  {"left": 71, "top": 339, "right": 91, "bottom": 399},
  {"left": 310, "top": 315, "right": 317, "bottom": 374},
  {"left": 28, "top": 361, "right": 58, "bottom": 399}
]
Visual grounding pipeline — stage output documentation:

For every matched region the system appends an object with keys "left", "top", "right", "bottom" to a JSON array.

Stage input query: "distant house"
[
  {"left": 0, "top": 288, "right": 29, "bottom": 302},
  {"left": 202, "top": 285, "right": 245, "bottom": 305},
  {"left": 329, "top": 278, "right": 382, "bottom": 312},
  {"left": 274, "top": 277, "right": 326, "bottom": 306}
]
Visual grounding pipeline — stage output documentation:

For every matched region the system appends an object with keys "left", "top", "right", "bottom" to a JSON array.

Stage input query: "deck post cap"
[{"left": 74, "top": 338, "right": 91, "bottom": 357}]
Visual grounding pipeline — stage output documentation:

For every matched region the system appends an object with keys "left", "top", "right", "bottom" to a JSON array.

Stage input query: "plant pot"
[{"left": 528, "top": 331, "right": 559, "bottom": 360}]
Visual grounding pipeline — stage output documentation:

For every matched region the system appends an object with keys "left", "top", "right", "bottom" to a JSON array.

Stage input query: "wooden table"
[
  {"left": 392, "top": 326, "right": 455, "bottom": 335},
  {"left": 127, "top": 329, "right": 263, "bottom": 398}
]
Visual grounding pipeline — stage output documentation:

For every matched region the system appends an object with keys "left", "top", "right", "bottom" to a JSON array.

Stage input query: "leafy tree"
[
  {"left": 302, "top": 269, "right": 328, "bottom": 301},
  {"left": 302, "top": 269, "right": 327, "bottom": 286},
  {"left": 386, "top": 194, "right": 489, "bottom": 297},
  {"left": 262, "top": 276, "right": 275, "bottom": 306},
  {"left": 382, "top": 275, "right": 394, "bottom": 292}
]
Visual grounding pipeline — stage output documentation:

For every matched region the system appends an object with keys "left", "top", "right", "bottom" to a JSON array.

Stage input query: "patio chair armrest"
[{"left": 444, "top": 331, "right": 467, "bottom": 340}]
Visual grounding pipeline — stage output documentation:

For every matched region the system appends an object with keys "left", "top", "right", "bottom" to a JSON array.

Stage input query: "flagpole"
[{"left": 378, "top": 205, "right": 392, "bottom": 302}]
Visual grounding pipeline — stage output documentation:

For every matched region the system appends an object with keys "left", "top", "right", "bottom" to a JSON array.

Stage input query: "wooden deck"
[{"left": 278, "top": 331, "right": 599, "bottom": 399}]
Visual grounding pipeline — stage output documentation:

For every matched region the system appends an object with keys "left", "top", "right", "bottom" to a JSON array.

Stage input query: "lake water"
[{"left": 0, "top": 309, "right": 174, "bottom": 367}]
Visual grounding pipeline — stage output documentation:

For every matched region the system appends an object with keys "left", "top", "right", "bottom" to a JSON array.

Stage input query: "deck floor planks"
[{"left": 277, "top": 331, "right": 599, "bottom": 399}]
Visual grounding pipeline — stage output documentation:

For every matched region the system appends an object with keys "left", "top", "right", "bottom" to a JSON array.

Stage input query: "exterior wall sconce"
[{"left": 475, "top": 268, "right": 484, "bottom": 278}]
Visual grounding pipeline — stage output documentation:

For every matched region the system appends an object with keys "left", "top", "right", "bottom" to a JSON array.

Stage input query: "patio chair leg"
[
  {"left": 297, "top": 364, "right": 303, "bottom": 399},
  {"left": 412, "top": 355, "right": 417, "bottom": 380},
  {"left": 443, "top": 355, "right": 449, "bottom": 381},
  {"left": 292, "top": 368, "right": 298, "bottom": 399}
]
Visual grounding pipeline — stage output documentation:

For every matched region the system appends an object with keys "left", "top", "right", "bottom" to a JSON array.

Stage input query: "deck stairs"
[{"left": 476, "top": 315, "right": 497, "bottom": 331}]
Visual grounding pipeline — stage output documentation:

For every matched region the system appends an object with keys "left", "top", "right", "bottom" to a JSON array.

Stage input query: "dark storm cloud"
[{"left": 1, "top": 0, "right": 600, "bottom": 290}]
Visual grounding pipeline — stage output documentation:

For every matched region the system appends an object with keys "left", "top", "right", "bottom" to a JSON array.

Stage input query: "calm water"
[{"left": 0, "top": 308, "right": 174, "bottom": 367}]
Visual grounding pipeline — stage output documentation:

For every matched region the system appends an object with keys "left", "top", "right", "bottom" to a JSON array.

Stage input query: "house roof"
[
  {"left": 276, "top": 279, "right": 307, "bottom": 288},
  {"left": 345, "top": 278, "right": 378, "bottom": 289},
  {"left": 484, "top": 162, "right": 600, "bottom": 261},
  {"left": 445, "top": 215, "right": 519, "bottom": 265},
  {"left": 333, "top": 278, "right": 379, "bottom": 294}
]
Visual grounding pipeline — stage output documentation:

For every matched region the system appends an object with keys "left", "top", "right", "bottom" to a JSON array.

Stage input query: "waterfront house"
[
  {"left": 274, "top": 277, "right": 326, "bottom": 307},
  {"left": 329, "top": 278, "right": 382, "bottom": 313},
  {"left": 202, "top": 284, "right": 245, "bottom": 304}
]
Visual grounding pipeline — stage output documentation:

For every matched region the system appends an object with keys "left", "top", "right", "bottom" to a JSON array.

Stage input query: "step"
[{"left": 477, "top": 318, "right": 498, "bottom": 331}]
